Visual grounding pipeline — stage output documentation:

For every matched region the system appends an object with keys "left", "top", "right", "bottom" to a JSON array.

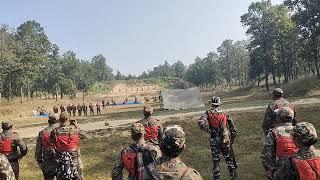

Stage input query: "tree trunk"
[
  {"left": 20, "top": 86, "right": 23, "bottom": 104},
  {"left": 27, "top": 83, "right": 30, "bottom": 102},
  {"left": 314, "top": 47, "right": 320, "bottom": 79},
  {"left": 82, "top": 89, "right": 85, "bottom": 102},
  {"left": 60, "top": 86, "right": 63, "bottom": 99},
  {"left": 55, "top": 85, "right": 58, "bottom": 102},
  {"left": 265, "top": 59, "right": 269, "bottom": 90},
  {"left": 271, "top": 64, "right": 277, "bottom": 85},
  {"left": 8, "top": 81, "right": 12, "bottom": 101}
]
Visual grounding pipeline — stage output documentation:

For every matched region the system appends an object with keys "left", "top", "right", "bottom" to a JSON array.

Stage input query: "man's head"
[
  {"left": 1, "top": 121, "right": 13, "bottom": 131},
  {"left": 211, "top": 97, "right": 221, "bottom": 107},
  {"left": 59, "top": 112, "right": 70, "bottom": 124},
  {"left": 160, "top": 125, "right": 186, "bottom": 158},
  {"left": 272, "top": 88, "right": 283, "bottom": 99},
  {"left": 275, "top": 107, "right": 294, "bottom": 124},
  {"left": 291, "top": 122, "right": 318, "bottom": 147},
  {"left": 48, "top": 113, "right": 58, "bottom": 125},
  {"left": 131, "top": 123, "right": 145, "bottom": 141},
  {"left": 143, "top": 105, "right": 153, "bottom": 117}
]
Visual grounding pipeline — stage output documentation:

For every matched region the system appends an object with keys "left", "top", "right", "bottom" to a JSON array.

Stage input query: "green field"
[{"left": 18, "top": 103, "right": 320, "bottom": 180}]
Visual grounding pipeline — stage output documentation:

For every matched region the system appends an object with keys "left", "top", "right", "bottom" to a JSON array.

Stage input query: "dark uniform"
[
  {"left": 112, "top": 123, "right": 159, "bottom": 180},
  {"left": 272, "top": 122, "right": 320, "bottom": 180},
  {"left": 35, "top": 114, "right": 59, "bottom": 180},
  {"left": 102, "top": 99, "right": 105, "bottom": 109},
  {"left": 262, "top": 88, "right": 296, "bottom": 136},
  {"left": 67, "top": 104, "right": 72, "bottom": 117},
  {"left": 96, "top": 103, "right": 101, "bottom": 115},
  {"left": 0, "top": 121, "right": 28, "bottom": 179},
  {"left": 0, "top": 153, "right": 15, "bottom": 180},
  {"left": 82, "top": 103, "right": 87, "bottom": 116},
  {"left": 261, "top": 107, "right": 298, "bottom": 179},
  {"left": 51, "top": 113, "right": 86, "bottom": 180},
  {"left": 72, "top": 104, "right": 77, "bottom": 117},
  {"left": 77, "top": 104, "right": 82, "bottom": 116},
  {"left": 89, "top": 103, "right": 94, "bottom": 115},
  {"left": 138, "top": 125, "right": 202, "bottom": 180},
  {"left": 198, "top": 97, "right": 237, "bottom": 180}
]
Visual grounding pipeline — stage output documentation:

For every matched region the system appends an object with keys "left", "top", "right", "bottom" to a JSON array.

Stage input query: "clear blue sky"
[{"left": 0, "top": 0, "right": 282, "bottom": 75}]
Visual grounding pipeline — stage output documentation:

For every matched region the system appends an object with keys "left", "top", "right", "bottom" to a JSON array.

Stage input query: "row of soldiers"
[
  {"left": 53, "top": 102, "right": 102, "bottom": 117},
  {"left": 0, "top": 112, "right": 86, "bottom": 180}
]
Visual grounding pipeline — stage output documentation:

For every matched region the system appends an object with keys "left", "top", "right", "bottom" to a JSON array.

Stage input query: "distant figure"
[
  {"left": 112, "top": 98, "right": 116, "bottom": 106},
  {"left": 82, "top": 103, "right": 88, "bottom": 116},
  {"left": 89, "top": 103, "right": 94, "bottom": 115},
  {"left": 77, "top": 103, "right": 82, "bottom": 116},
  {"left": 102, "top": 99, "right": 106, "bottom": 109},
  {"left": 106, "top": 100, "right": 110, "bottom": 106},
  {"left": 263, "top": 88, "right": 296, "bottom": 136},
  {"left": 40, "top": 106, "right": 46, "bottom": 115},
  {"left": 53, "top": 106, "right": 59, "bottom": 114},
  {"left": 60, "top": 105, "right": 65, "bottom": 113},
  {"left": 96, "top": 103, "right": 101, "bottom": 115},
  {"left": 66, "top": 104, "right": 72, "bottom": 117},
  {"left": 71, "top": 104, "right": 77, "bottom": 117},
  {"left": 134, "top": 96, "right": 138, "bottom": 104}
]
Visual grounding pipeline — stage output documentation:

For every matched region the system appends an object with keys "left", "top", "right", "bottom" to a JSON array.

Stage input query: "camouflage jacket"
[
  {"left": 35, "top": 124, "right": 58, "bottom": 163},
  {"left": 0, "top": 154, "right": 15, "bottom": 180},
  {"left": 262, "top": 98, "right": 296, "bottom": 135},
  {"left": 138, "top": 156, "right": 203, "bottom": 180},
  {"left": 112, "top": 142, "right": 160, "bottom": 180},
  {"left": 137, "top": 117, "right": 163, "bottom": 145},
  {"left": 261, "top": 123, "right": 294, "bottom": 173},
  {"left": 198, "top": 108, "right": 236, "bottom": 144},
  {"left": 0, "top": 131, "right": 28, "bottom": 162},
  {"left": 272, "top": 146, "right": 320, "bottom": 180}
]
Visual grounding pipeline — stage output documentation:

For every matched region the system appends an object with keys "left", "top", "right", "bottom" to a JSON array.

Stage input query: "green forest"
[{"left": 0, "top": 0, "right": 319, "bottom": 100}]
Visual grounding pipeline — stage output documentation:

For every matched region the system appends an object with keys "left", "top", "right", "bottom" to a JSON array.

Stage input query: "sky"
[{"left": 0, "top": 0, "right": 283, "bottom": 75}]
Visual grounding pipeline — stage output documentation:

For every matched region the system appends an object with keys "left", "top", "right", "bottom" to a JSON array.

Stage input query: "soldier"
[
  {"left": 82, "top": 103, "right": 87, "bottom": 116},
  {"left": 261, "top": 107, "right": 298, "bottom": 179},
  {"left": 35, "top": 114, "right": 59, "bottom": 180},
  {"left": 198, "top": 97, "right": 237, "bottom": 180},
  {"left": 72, "top": 104, "right": 77, "bottom": 117},
  {"left": 263, "top": 88, "right": 296, "bottom": 136},
  {"left": 53, "top": 105, "right": 59, "bottom": 114},
  {"left": 0, "top": 121, "right": 28, "bottom": 179},
  {"left": 96, "top": 102, "right": 101, "bottom": 115},
  {"left": 51, "top": 112, "right": 86, "bottom": 180},
  {"left": 67, "top": 104, "right": 72, "bottom": 117},
  {"left": 0, "top": 153, "right": 15, "bottom": 180},
  {"left": 102, "top": 99, "right": 106, "bottom": 109},
  {"left": 112, "top": 123, "right": 160, "bottom": 180},
  {"left": 60, "top": 105, "right": 65, "bottom": 113},
  {"left": 138, "top": 125, "right": 203, "bottom": 179},
  {"left": 77, "top": 103, "right": 82, "bottom": 116},
  {"left": 272, "top": 122, "right": 320, "bottom": 179},
  {"left": 137, "top": 105, "right": 163, "bottom": 146},
  {"left": 89, "top": 103, "right": 94, "bottom": 115}
]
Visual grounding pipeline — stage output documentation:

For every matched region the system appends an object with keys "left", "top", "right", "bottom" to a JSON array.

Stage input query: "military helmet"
[
  {"left": 1, "top": 121, "right": 13, "bottom": 129},
  {"left": 211, "top": 97, "right": 221, "bottom": 106},
  {"left": 291, "top": 122, "right": 318, "bottom": 145},
  {"left": 160, "top": 125, "right": 186, "bottom": 157},
  {"left": 59, "top": 112, "right": 69, "bottom": 122},
  {"left": 131, "top": 123, "right": 145, "bottom": 135},
  {"left": 276, "top": 107, "right": 294, "bottom": 123},
  {"left": 273, "top": 88, "right": 284, "bottom": 96},
  {"left": 48, "top": 113, "right": 58, "bottom": 124},
  {"left": 143, "top": 105, "right": 154, "bottom": 116}
]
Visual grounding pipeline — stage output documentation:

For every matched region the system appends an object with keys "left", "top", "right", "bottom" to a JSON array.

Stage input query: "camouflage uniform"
[
  {"left": 112, "top": 123, "right": 160, "bottom": 180},
  {"left": 0, "top": 121, "right": 28, "bottom": 180},
  {"left": 35, "top": 115, "right": 59, "bottom": 180},
  {"left": 51, "top": 113, "right": 86, "bottom": 180},
  {"left": 67, "top": 104, "right": 72, "bottom": 116},
  {"left": 262, "top": 88, "right": 296, "bottom": 136},
  {"left": 0, "top": 153, "right": 15, "bottom": 180},
  {"left": 261, "top": 107, "right": 297, "bottom": 179},
  {"left": 77, "top": 104, "right": 82, "bottom": 116},
  {"left": 96, "top": 103, "right": 101, "bottom": 115},
  {"left": 138, "top": 125, "right": 203, "bottom": 180},
  {"left": 198, "top": 97, "right": 237, "bottom": 180},
  {"left": 72, "top": 104, "right": 77, "bottom": 116},
  {"left": 272, "top": 122, "right": 320, "bottom": 180},
  {"left": 82, "top": 103, "right": 87, "bottom": 116},
  {"left": 89, "top": 104, "right": 94, "bottom": 115}
]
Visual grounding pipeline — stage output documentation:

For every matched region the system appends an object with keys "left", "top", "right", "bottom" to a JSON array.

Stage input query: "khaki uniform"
[
  {"left": 0, "top": 131, "right": 27, "bottom": 180},
  {"left": 263, "top": 98, "right": 296, "bottom": 135},
  {"left": 35, "top": 124, "right": 58, "bottom": 180},
  {"left": 0, "top": 153, "right": 15, "bottom": 180},
  {"left": 138, "top": 157, "right": 203, "bottom": 180},
  {"left": 51, "top": 125, "right": 86, "bottom": 180}
]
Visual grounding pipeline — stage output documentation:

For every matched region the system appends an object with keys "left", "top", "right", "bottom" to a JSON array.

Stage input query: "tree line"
[{"left": 0, "top": 21, "right": 113, "bottom": 101}]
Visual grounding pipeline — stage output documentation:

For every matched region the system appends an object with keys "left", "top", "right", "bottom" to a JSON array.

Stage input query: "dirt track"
[{"left": 17, "top": 98, "right": 320, "bottom": 138}]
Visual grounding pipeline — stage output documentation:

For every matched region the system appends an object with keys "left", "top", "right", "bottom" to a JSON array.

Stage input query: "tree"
[
  {"left": 171, "top": 60, "right": 187, "bottom": 79},
  {"left": 91, "top": 54, "right": 113, "bottom": 81}
]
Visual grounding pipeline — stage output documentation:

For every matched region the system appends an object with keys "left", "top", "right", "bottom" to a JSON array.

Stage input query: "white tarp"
[{"left": 162, "top": 87, "right": 204, "bottom": 110}]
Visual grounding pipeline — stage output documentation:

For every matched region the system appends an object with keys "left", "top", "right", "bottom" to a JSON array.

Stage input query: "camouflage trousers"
[
  {"left": 10, "top": 160, "right": 19, "bottom": 180},
  {"left": 40, "top": 159, "right": 57, "bottom": 180},
  {"left": 210, "top": 139, "right": 237, "bottom": 180}
]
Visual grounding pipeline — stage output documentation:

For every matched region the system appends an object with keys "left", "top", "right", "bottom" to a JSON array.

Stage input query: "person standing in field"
[
  {"left": 89, "top": 103, "right": 94, "bottom": 115},
  {"left": 96, "top": 102, "right": 101, "bottom": 115}
]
